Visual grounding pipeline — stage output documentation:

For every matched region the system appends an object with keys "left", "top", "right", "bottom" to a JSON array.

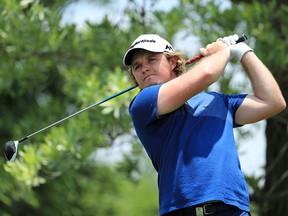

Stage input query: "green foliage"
[
  {"left": 0, "top": 0, "right": 165, "bottom": 214},
  {"left": 1, "top": 0, "right": 286, "bottom": 215},
  {"left": 115, "top": 175, "right": 158, "bottom": 216}
]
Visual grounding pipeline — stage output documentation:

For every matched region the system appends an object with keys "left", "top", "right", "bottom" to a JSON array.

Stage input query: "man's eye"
[
  {"left": 134, "top": 64, "right": 141, "bottom": 71},
  {"left": 149, "top": 58, "right": 156, "bottom": 62}
]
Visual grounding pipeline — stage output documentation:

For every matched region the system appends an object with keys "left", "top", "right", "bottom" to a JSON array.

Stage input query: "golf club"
[
  {"left": 4, "top": 34, "right": 247, "bottom": 161},
  {"left": 4, "top": 85, "right": 137, "bottom": 161}
]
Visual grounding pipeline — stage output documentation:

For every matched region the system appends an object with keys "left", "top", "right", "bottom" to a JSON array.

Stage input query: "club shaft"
[{"left": 18, "top": 85, "right": 138, "bottom": 143}]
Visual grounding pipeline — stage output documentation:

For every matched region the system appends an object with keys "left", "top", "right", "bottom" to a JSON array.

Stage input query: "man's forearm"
[{"left": 241, "top": 51, "right": 286, "bottom": 113}]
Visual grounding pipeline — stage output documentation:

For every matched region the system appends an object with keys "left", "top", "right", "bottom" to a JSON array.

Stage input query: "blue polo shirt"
[{"left": 129, "top": 84, "right": 249, "bottom": 215}]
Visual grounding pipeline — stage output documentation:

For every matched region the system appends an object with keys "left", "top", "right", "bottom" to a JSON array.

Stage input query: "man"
[{"left": 122, "top": 34, "right": 286, "bottom": 216}]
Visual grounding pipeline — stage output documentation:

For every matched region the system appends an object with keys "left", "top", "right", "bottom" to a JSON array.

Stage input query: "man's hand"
[
  {"left": 217, "top": 34, "right": 253, "bottom": 60},
  {"left": 199, "top": 41, "right": 230, "bottom": 57}
]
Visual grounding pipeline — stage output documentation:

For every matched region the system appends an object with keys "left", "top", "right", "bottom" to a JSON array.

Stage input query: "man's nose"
[{"left": 142, "top": 63, "right": 150, "bottom": 73}]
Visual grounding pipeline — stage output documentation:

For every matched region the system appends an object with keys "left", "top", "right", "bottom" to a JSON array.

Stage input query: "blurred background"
[{"left": 0, "top": 0, "right": 287, "bottom": 215}]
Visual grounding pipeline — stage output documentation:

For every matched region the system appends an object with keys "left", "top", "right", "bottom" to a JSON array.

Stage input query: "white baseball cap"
[{"left": 123, "top": 34, "right": 174, "bottom": 66}]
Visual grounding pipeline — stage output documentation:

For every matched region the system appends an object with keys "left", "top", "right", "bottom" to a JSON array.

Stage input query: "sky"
[{"left": 62, "top": 0, "right": 266, "bottom": 178}]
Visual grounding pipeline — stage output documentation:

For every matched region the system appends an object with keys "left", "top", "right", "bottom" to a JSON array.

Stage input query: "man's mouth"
[{"left": 144, "top": 74, "right": 154, "bottom": 82}]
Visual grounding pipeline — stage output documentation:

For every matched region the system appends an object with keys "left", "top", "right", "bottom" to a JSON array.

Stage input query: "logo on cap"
[
  {"left": 130, "top": 39, "right": 156, "bottom": 49},
  {"left": 165, "top": 45, "right": 173, "bottom": 51}
]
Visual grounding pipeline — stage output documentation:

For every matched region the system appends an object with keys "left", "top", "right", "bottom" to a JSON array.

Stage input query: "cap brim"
[
  {"left": 123, "top": 47, "right": 168, "bottom": 66},
  {"left": 123, "top": 48, "right": 141, "bottom": 66}
]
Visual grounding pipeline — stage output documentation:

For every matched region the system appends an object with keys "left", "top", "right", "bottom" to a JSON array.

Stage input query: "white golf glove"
[{"left": 217, "top": 34, "right": 253, "bottom": 60}]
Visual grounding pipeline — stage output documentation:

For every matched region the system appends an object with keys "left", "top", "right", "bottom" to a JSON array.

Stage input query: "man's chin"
[{"left": 142, "top": 81, "right": 163, "bottom": 89}]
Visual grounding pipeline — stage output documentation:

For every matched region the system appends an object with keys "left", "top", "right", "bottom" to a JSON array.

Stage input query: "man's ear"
[{"left": 169, "top": 56, "right": 178, "bottom": 69}]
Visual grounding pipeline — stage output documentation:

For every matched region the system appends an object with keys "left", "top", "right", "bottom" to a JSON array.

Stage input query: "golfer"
[{"left": 123, "top": 34, "right": 286, "bottom": 216}]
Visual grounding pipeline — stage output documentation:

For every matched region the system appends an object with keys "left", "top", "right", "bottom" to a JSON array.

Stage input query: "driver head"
[{"left": 4, "top": 140, "right": 18, "bottom": 161}]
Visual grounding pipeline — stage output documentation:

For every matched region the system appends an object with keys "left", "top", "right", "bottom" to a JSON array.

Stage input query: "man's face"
[{"left": 131, "top": 50, "right": 177, "bottom": 89}]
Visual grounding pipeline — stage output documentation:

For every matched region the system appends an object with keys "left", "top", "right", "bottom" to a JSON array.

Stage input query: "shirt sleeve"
[
  {"left": 129, "top": 84, "right": 162, "bottom": 130},
  {"left": 227, "top": 93, "right": 248, "bottom": 127}
]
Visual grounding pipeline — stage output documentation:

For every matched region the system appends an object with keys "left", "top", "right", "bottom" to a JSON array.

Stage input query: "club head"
[{"left": 4, "top": 140, "right": 18, "bottom": 161}]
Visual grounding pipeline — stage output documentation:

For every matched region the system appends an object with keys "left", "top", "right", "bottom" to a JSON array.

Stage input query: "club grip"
[
  {"left": 236, "top": 34, "right": 248, "bottom": 43},
  {"left": 186, "top": 33, "right": 248, "bottom": 65}
]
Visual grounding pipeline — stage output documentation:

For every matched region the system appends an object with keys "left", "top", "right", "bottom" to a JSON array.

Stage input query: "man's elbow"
[{"left": 273, "top": 97, "right": 286, "bottom": 114}]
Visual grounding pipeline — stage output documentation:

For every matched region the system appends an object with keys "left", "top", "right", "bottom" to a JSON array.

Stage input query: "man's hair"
[
  {"left": 164, "top": 52, "right": 186, "bottom": 76},
  {"left": 128, "top": 52, "right": 186, "bottom": 85}
]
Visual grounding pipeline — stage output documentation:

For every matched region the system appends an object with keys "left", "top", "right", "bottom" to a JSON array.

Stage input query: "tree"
[
  {"left": 2, "top": 0, "right": 286, "bottom": 215},
  {"left": 0, "top": 0, "right": 155, "bottom": 215},
  {"left": 241, "top": 1, "right": 288, "bottom": 215}
]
